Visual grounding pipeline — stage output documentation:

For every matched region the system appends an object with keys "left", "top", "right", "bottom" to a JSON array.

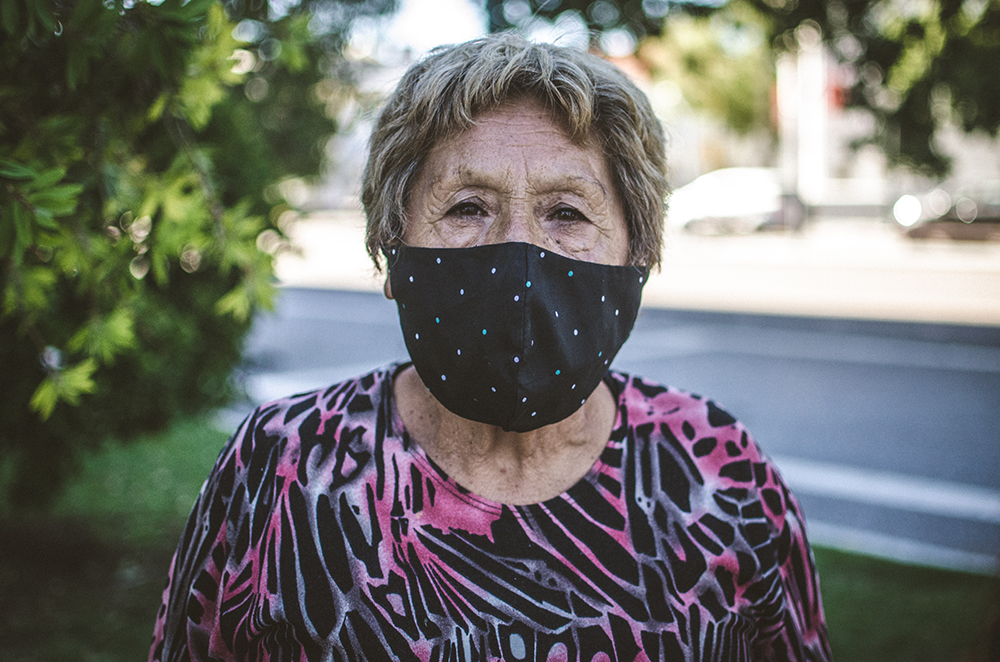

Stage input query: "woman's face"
[{"left": 404, "top": 98, "right": 629, "bottom": 266}]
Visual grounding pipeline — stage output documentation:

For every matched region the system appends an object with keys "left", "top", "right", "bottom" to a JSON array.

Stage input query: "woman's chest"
[{"left": 247, "top": 447, "right": 761, "bottom": 661}]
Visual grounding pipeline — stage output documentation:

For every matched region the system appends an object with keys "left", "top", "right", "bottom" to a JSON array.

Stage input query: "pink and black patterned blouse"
[{"left": 150, "top": 364, "right": 831, "bottom": 661}]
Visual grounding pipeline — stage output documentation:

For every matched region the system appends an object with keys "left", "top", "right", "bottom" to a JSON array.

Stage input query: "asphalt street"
[{"left": 239, "top": 287, "right": 1000, "bottom": 575}]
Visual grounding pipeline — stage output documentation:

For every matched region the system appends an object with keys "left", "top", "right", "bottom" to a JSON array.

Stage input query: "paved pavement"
[{"left": 236, "top": 211, "right": 1000, "bottom": 574}]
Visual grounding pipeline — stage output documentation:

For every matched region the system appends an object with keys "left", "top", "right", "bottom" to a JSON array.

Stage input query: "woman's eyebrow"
[
  {"left": 424, "top": 165, "right": 500, "bottom": 191},
  {"left": 451, "top": 164, "right": 607, "bottom": 193},
  {"left": 530, "top": 174, "right": 610, "bottom": 200}
]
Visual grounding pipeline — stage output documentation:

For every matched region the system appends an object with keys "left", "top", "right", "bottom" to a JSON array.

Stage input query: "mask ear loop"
[{"left": 383, "top": 245, "right": 407, "bottom": 300}]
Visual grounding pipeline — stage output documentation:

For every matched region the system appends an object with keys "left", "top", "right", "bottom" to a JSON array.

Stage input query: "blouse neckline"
[{"left": 387, "top": 361, "right": 624, "bottom": 514}]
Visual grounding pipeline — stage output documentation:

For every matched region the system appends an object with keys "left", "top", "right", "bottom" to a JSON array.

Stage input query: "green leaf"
[
  {"left": 30, "top": 358, "right": 99, "bottom": 420},
  {"left": 61, "top": 359, "right": 98, "bottom": 402},
  {"left": 147, "top": 92, "right": 169, "bottom": 122},
  {"left": 190, "top": 0, "right": 216, "bottom": 16},
  {"left": 10, "top": 265, "right": 58, "bottom": 314},
  {"left": 68, "top": 309, "right": 137, "bottom": 363},
  {"left": 32, "top": 207, "right": 55, "bottom": 231},
  {"left": 150, "top": 250, "right": 170, "bottom": 286},
  {"left": 33, "top": 212, "right": 61, "bottom": 231},
  {"left": 0, "top": 159, "right": 36, "bottom": 180},
  {"left": 179, "top": 76, "right": 224, "bottom": 129},
  {"left": 25, "top": 166, "right": 68, "bottom": 191},
  {"left": 29, "top": 377, "right": 60, "bottom": 420},
  {"left": 12, "top": 202, "right": 32, "bottom": 254},
  {"left": 28, "top": 183, "right": 83, "bottom": 217},
  {"left": 215, "top": 285, "right": 251, "bottom": 321}
]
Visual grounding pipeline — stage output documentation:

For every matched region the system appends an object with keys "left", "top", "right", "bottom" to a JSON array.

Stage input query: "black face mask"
[{"left": 385, "top": 242, "right": 647, "bottom": 432}]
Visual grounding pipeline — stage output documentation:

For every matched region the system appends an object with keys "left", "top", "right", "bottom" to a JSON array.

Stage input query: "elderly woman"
[{"left": 150, "top": 34, "right": 831, "bottom": 661}]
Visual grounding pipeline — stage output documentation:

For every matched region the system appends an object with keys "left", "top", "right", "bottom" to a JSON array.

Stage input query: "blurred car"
[
  {"left": 892, "top": 181, "right": 1000, "bottom": 240},
  {"left": 667, "top": 167, "right": 785, "bottom": 235}
]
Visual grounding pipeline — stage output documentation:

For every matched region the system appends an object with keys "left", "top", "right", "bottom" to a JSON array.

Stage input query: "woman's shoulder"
[
  {"left": 250, "top": 362, "right": 393, "bottom": 424},
  {"left": 609, "top": 370, "right": 789, "bottom": 517},
  {"left": 261, "top": 362, "right": 395, "bottom": 413},
  {"left": 610, "top": 370, "right": 748, "bottom": 441},
  {"left": 609, "top": 370, "right": 800, "bottom": 575}
]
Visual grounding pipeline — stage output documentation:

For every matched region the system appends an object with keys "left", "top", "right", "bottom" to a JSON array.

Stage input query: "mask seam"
[{"left": 510, "top": 242, "right": 529, "bottom": 430}]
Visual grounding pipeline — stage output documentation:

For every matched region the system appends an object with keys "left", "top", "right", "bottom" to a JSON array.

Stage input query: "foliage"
[
  {"left": 745, "top": 0, "right": 1000, "bottom": 175},
  {"left": 485, "top": 0, "right": 714, "bottom": 40},
  {"left": 637, "top": 3, "right": 774, "bottom": 134},
  {"left": 489, "top": 0, "right": 1000, "bottom": 175},
  {"left": 0, "top": 0, "right": 391, "bottom": 508}
]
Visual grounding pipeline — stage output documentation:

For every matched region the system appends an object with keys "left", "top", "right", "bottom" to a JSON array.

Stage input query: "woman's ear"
[{"left": 383, "top": 274, "right": 393, "bottom": 300}]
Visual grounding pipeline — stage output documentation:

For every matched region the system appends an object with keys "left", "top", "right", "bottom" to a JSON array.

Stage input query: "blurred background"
[{"left": 1, "top": 0, "right": 998, "bottom": 660}]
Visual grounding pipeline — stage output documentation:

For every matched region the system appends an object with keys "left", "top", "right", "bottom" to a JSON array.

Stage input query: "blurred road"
[{"left": 233, "top": 212, "right": 1000, "bottom": 573}]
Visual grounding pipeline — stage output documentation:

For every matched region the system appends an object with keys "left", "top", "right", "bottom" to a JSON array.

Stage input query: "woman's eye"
[
  {"left": 446, "top": 201, "right": 487, "bottom": 218},
  {"left": 551, "top": 207, "right": 588, "bottom": 223}
]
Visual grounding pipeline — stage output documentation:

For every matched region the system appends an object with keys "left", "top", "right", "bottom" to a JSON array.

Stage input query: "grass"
[
  {"left": 815, "top": 546, "right": 998, "bottom": 662},
  {"left": 0, "top": 417, "right": 229, "bottom": 662},
  {"left": 1, "top": 416, "right": 997, "bottom": 661},
  {"left": 50, "top": 416, "right": 230, "bottom": 548}
]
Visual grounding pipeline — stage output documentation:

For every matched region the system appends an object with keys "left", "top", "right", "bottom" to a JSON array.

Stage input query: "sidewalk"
[{"left": 275, "top": 211, "right": 1000, "bottom": 327}]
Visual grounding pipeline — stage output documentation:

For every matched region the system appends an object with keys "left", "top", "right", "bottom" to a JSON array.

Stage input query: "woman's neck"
[{"left": 392, "top": 365, "right": 617, "bottom": 505}]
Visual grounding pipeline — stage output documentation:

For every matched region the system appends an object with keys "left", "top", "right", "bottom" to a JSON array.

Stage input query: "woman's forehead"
[
  {"left": 422, "top": 100, "right": 605, "bottom": 172},
  {"left": 437, "top": 95, "right": 591, "bottom": 147}
]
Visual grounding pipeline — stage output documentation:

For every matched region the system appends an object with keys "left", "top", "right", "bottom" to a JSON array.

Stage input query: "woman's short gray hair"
[{"left": 362, "top": 32, "right": 668, "bottom": 269}]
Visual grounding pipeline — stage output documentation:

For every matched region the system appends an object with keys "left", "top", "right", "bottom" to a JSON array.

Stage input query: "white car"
[{"left": 667, "top": 167, "right": 784, "bottom": 234}]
